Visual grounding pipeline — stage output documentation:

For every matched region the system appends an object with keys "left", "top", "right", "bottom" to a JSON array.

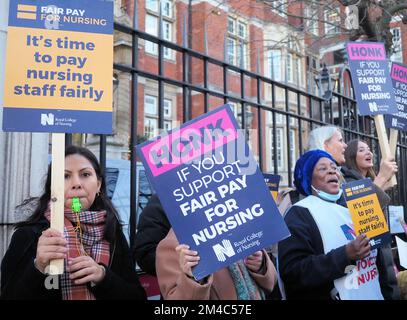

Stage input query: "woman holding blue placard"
[
  {"left": 1, "top": 146, "right": 146, "bottom": 300},
  {"left": 155, "top": 228, "right": 277, "bottom": 300}
]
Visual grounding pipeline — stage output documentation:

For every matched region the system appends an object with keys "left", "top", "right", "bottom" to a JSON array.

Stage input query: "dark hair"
[
  {"left": 344, "top": 139, "right": 376, "bottom": 180},
  {"left": 16, "top": 145, "right": 121, "bottom": 243}
]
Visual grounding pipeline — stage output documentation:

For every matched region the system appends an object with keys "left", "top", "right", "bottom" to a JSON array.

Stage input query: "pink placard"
[
  {"left": 391, "top": 63, "right": 407, "bottom": 84},
  {"left": 140, "top": 108, "right": 238, "bottom": 177},
  {"left": 347, "top": 43, "right": 386, "bottom": 61}
]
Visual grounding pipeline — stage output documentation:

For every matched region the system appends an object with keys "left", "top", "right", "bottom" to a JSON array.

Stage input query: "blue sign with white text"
[
  {"left": 385, "top": 62, "right": 407, "bottom": 131},
  {"left": 346, "top": 42, "right": 398, "bottom": 116},
  {"left": 137, "top": 105, "right": 290, "bottom": 280}
]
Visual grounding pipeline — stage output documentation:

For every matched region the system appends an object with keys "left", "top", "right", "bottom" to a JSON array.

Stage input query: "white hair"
[{"left": 307, "top": 126, "right": 342, "bottom": 151}]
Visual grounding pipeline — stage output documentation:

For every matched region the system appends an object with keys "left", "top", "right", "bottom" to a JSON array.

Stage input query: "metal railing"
[{"left": 107, "top": 20, "right": 407, "bottom": 248}]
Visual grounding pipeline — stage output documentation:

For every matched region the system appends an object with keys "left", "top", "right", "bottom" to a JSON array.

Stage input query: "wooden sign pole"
[
  {"left": 374, "top": 115, "right": 397, "bottom": 187},
  {"left": 389, "top": 128, "right": 398, "bottom": 158},
  {"left": 49, "top": 133, "right": 65, "bottom": 275}
]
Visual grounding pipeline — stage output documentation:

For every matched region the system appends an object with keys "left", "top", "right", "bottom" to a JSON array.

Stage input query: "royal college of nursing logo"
[
  {"left": 16, "top": 4, "right": 38, "bottom": 20},
  {"left": 212, "top": 239, "right": 235, "bottom": 262},
  {"left": 41, "top": 113, "right": 54, "bottom": 126}
]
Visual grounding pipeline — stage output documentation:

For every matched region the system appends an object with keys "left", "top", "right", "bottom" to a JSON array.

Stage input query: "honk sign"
[
  {"left": 137, "top": 104, "right": 290, "bottom": 280},
  {"left": 141, "top": 108, "right": 238, "bottom": 177}
]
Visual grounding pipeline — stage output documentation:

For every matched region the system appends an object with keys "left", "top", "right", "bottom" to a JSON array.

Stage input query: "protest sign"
[
  {"left": 389, "top": 205, "right": 405, "bottom": 234},
  {"left": 346, "top": 42, "right": 397, "bottom": 116},
  {"left": 3, "top": 0, "right": 113, "bottom": 274},
  {"left": 346, "top": 42, "right": 397, "bottom": 185},
  {"left": 263, "top": 173, "right": 281, "bottom": 201},
  {"left": 137, "top": 104, "right": 290, "bottom": 280},
  {"left": 385, "top": 62, "right": 407, "bottom": 156},
  {"left": 3, "top": 0, "right": 113, "bottom": 133},
  {"left": 343, "top": 178, "right": 390, "bottom": 249},
  {"left": 395, "top": 236, "right": 407, "bottom": 269}
]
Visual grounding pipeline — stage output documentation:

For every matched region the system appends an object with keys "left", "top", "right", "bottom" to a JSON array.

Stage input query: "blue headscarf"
[{"left": 294, "top": 150, "right": 335, "bottom": 196}]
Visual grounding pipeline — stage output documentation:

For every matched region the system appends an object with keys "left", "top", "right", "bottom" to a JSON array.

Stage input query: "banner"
[
  {"left": 342, "top": 178, "right": 390, "bottom": 249},
  {"left": 262, "top": 173, "right": 280, "bottom": 201},
  {"left": 385, "top": 62, "right": 407, "bottom": 131},
  {"left": 137, "top": 104, "right": 290, "bottom": 280},
  {"left": 346, "top": 42, "right": 397, "bottom": 116},
  {"left": 3, "top": 0, "right": 113, "bottom": 133}
]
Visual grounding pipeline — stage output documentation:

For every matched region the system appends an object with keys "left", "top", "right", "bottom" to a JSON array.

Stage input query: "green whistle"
[{"left": 71, "top": 197, "right": 82, "bottom": 213}]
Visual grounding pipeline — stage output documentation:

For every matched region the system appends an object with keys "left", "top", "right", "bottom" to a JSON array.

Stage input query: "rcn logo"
[
  {"left": 17, "top": 4, "right": 38, "bottom": 20},
  {"left": 368, "top": 101, "right": 378, "bottom": 113},
  {"left": 41, "top": 113, "right": 55, "bottom": 126},
  {"left": 212, "top": 239, "right": 235, "bottom": 262}
]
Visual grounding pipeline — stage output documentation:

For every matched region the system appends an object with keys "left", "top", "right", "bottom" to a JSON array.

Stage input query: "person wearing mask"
[
  {"left": 1, "top": 146, "right": 147, "bottom": 300},
  {"left": 278, "top": 150, "right": 396, "bottom": 299},
  {"left": 156, "top": 228, "right": 277, "bottom": 300}
]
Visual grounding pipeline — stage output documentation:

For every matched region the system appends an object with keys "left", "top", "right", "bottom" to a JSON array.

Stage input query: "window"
[
  {"left": 271, "top": 128, "right": 283, "bottom": 170},
  {"left": 305, "top": 4, "right": 319, "bottom": 36},
  {"left": 390, "top": 27, "right": 402, "bottom": 63},
  {"left": 237, "top": 21, "right": 247, "bottom": 39},
  {"left": 145, "top": 14, "right": 158, "bottom": 55},
  {"left": 227, "top": 17, "right": 249, "bottom": 69},
  {"left": 145, "top": 0, "right": 158, "bottom": 12},
  {"left": 164, "top": 99, "right": 172, "bottom": 117},
  {"left": 287, "top": 53, "right": 292, "bottom": 83},
  {"left": 145, "top": 1, "right": 174, "bottom": 60},
  {"left": 270, "top": 0, "right": 286, "bottom": 17},
  {"left": 144, "top": 94, "right": 174, "bottom": 137},
  {"left": 162, "top": 0, "right": 173, "bottom": 18},
  {"left": 227, "top": 38, "right": 236, "bottom": 65},
  {"left": 164, "top": 120, "right": 172, "bottom": 131},
  {"left": 268, "top": 50, "right": 281, "bottom": 81},
  {"left": 228, "top": 102, "right": 241, "bottom": 124},
  {"left": 324, "top": 8, "right": 341, "bottom": 35},
  {"left": 287, "top": 53, "right": 301, "bottom": 86},
  {"left": 286, "top": 37, "right": 302, "bottom": 86},
  {"left": 289, "top": 129, "right": 296, "bottom": 164},
  {"left": 145, "top": 95, "right": 157, "bottom": 114},
  {"left": 227, "top": 17, "right": 235, "bottom": 34},
  {"left": 144, "top": 117, "right": 158, "bottom": 139}
]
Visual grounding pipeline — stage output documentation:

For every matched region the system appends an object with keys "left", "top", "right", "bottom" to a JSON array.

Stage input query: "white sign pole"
[
  {"left": 374, "top": 115, "right": 397, "bottom": 187},
  {"left": 389, "top": 128, "right": 398, "bottom": 158},
  {"left": 49, "top": 133, "right": 65, "bottom": 275}
]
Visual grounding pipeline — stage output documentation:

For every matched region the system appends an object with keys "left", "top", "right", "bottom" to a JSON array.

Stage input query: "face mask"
[{"left": 311, "top": 185, "right": 343, "bottom": 202}]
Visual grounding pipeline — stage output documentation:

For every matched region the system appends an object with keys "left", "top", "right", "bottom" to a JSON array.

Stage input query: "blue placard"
[
  {"left": 385, "top": 62, "right": 407, "bottom": 131},
  {"left": 8, "top": 0, "right": 113, "bottom": 34},
  {"left": 346, "top": 42, "right": 398, "bottom": 116},
  {"left": 137, "top": 104, "right": 290, "bottom": 280},
  {"left": 263, "top": 173, "right": 281, "bottom": 192}
]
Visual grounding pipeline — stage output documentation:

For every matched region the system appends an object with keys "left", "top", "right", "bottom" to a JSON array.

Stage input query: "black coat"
[
  {"left": 278, "top": 204, "right": 399, "bottom": 300},
  {"left": 341, "top": 165, "right": 400, "bottom": 300},
  {"left": 1, "top": 218, "right": 147, "bottom": 300},
  {"left": 133, "top": 195, "right": 171, "bottom": 276}
]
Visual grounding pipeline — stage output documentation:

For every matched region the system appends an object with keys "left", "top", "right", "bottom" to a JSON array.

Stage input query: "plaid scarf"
[
  {"left": 228, "top": 260, "right": 265, "bottom": 300},
  {"left": 45, "top": 207, "right": 110, "bottom": 300}
]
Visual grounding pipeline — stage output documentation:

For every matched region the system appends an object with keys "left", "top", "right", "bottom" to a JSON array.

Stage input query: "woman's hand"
[
  {"left": 346, "top": 234, "right": 371, "bottom": 261},
  {"left": 35, "top": 228, "right": 68, "bottom": 274},
  {"left": 375, "top": 157, "right": 398, "bottom": 190},
  {"left": 175, "top": 244, "right": 200, "bottom": 278},
  {"left": 244, "top": 251, "right": 264, "bottom": 273},
  {"left": 67, "top": 256, "right": 106, "bottom": 285}
]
